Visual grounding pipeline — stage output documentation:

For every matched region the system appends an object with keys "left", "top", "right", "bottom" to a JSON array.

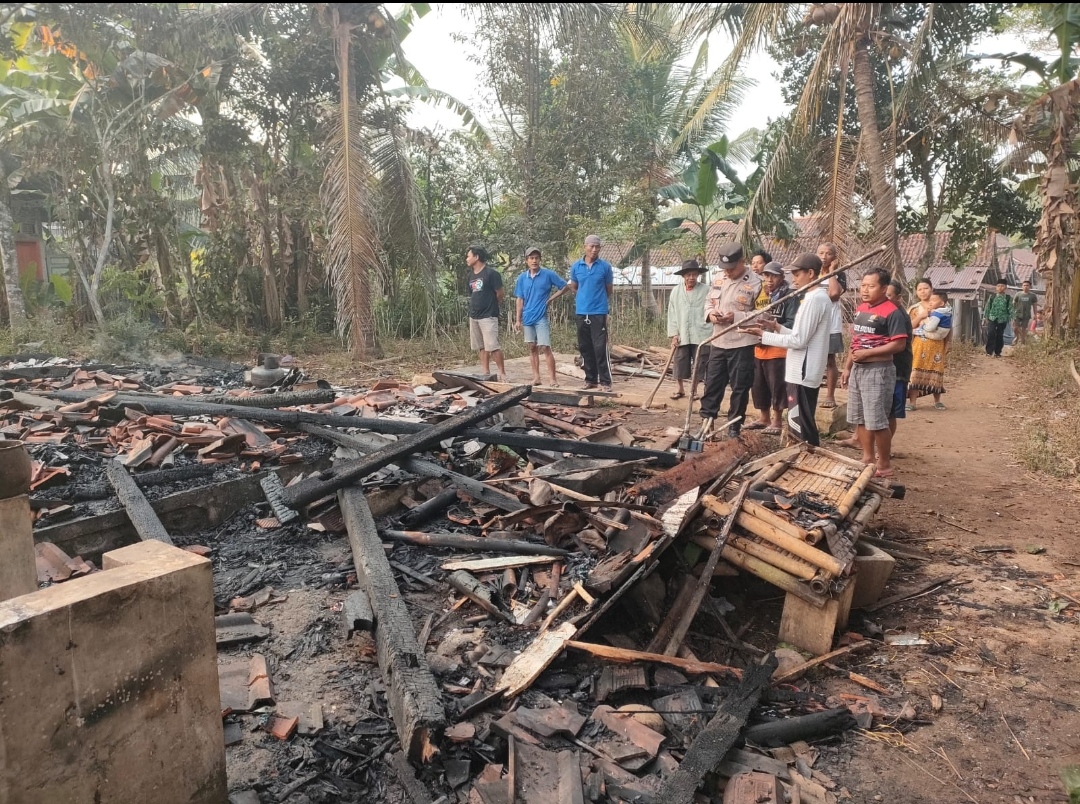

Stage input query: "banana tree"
[{"left": 1003, "top": 4, "right": 1080, "bottom": 336}]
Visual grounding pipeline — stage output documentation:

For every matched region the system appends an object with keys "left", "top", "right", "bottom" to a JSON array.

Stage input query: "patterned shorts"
[{"left": 847, "top": 362, "right": 896, "bottom": 431}]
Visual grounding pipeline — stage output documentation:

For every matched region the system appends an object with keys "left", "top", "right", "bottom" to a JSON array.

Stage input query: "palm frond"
[
  {"left": 808, "top": 133, "right": 859, "bottom": 260},
  {"left": 739, "top": 122, "right": 796, "bottom": 243},
  {"left": 322, "top": 17, "right": 382, "bottom": 355},
  {"left": 385, "top": 84, "right": 488, "bottom": 141}
]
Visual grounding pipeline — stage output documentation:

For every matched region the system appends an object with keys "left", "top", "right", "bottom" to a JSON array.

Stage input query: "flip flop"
[
  {"left": 874, "top": 468, "right": 896, "bottom": 479},
  {"left": 905, "top": 403, "right": 916, "bottom": 412},
  {"left": 744, "top": 422, "right": 767, "bottom": 430},
  {"left": 820, "top": 400, "right": 837, "bottom": 409},
  {"left": 548, "top": 383, "right": 560, "bottom": 389},
  {"left": 934, "top": 402, "right": 946, "bottom": 410},
  {"left": 763, "top": 426, "right": 781, "bottom": 435},
  {"left": 669, "top": 391, "right": 686, "bottom": 400}
]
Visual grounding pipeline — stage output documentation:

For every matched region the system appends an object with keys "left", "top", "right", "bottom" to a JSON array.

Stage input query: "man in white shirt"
[{"left": 742, "top": 253, "right": 831, "bottom": 446}]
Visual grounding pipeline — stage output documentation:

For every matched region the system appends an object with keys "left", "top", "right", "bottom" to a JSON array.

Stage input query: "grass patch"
[{"left": 1013, "top": 338, "right": 1080, "bottom": 478}]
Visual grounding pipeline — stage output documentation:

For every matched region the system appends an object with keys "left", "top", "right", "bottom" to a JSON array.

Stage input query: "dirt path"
[{"left": 832, "top": 351, "right": 1080, "bottom": 803}]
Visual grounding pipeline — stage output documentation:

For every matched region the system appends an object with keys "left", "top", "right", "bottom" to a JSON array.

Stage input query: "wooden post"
[
  {"left": 105, "top": 461, "right": 175, "bottom": 545},
  {"left": 0, "top": 495, "right": 36, "bottom": 600},
  {"left": 340, "top": 487, "right": 445, "bottom": 762}
]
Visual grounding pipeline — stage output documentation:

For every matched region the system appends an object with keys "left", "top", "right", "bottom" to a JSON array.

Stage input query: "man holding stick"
[{"left": 743, "top": 254, "right": 831, "bottom": 446}]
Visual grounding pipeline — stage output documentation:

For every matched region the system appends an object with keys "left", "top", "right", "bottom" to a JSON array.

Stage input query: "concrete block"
[
  {"left": 0, "top": 494, "right": 37, "bottom": 600},
  {"left": 816, "top": 402, "right": 848, "bottom": 436},
  {"left": 0, "top": 539, "right": 226, "bottom": 804},
  {"left": 851, "top": 541, "right": 897, "bottom": 609},
  {"left": 778, "top": 580, "right": 856, "bottom": 656}
]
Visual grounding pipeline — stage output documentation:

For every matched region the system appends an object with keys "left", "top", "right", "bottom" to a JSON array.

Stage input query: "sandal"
[
  {"left": 934, "top": 402, "right": 946, "bottom": 410},
  {"left": 669, "top": 391, "right": 686, "bottom": 400},
  {"left": 905, "top": 403, "right": 916, "bottom": 411},
  {"left": 763, "top": 426, "right": 781, "bottom": 435},
  {"left": 820, "top": 400, "right": 837, "bottom": 409},
  {"left": 873, "top": 468, "right": 896, "bottom": 479},
  {"left": 744, "top": 422, "right": 767, "bottom": 430}
]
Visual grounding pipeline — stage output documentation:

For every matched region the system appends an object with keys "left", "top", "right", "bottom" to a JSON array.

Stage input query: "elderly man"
[
  {"left": 666, "top": 259, "right": 712, "bottom": 400},
  {"left": 514, "top": 246, "right": 569, "bottom": 387},
  {"left": 817, "top": 242, "right": 847, "bottom": 409},
  {"left": 569, "top": 234, "right": 615, "bottom": 391},
  {"left": 699, "top": 242, "right": 762, "bottom": 438}
]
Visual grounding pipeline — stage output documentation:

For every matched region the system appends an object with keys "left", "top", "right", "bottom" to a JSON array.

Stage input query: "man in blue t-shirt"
[
  {"left": 568, "top": 234, "right": 615, "bottom": 391},
  {"left": 514, "top": 246, "right": 569, "bottom": 387}
]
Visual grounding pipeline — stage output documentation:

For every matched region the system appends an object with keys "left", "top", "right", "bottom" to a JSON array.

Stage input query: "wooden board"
[
  {"left": 441, "top": 555, "right": 558, "bottom": 573},
  {"left": 496, "top": 622, "right": 577, "bottom": 698}
]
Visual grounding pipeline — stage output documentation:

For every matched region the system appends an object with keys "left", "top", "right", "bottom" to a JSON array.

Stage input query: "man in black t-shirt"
[{"left": 466, "top": 245, "right": 506, "bottom": 380}]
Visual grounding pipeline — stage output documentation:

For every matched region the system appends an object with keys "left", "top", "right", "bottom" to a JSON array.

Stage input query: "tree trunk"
[
  {"left": 640, "top": 206, "right": 659, "bottom": 318},
  {"left": 916, "top": 151, "right": 940, "bottom": 280},
  {"left": 852, "top": 37, "right": 903, "bottom": 280},
  {"left": 154, "top": 230, "right": 181, "bottom": 326},
  {"left": 0, "top": 172, "right": 27, "bottom": 330}
]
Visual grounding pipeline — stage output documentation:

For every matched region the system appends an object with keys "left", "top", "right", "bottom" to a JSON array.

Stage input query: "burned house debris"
[{"left": 0, "top": 351, "right": 933, "bottom": 804}]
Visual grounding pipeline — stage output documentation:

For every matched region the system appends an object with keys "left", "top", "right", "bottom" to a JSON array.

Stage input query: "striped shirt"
[{"left": 760, "top": 286, "right": 832, "bottom": 388}]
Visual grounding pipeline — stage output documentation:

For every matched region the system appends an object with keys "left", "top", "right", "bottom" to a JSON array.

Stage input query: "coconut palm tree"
[
  {"left": 684, "top": 3, "right": 981, "bottom": 280},
  {"left": 618, "top": 4, "right": 751, "bottom": 314}
]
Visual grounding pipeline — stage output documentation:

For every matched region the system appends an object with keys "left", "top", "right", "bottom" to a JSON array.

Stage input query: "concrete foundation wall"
[{"left": 0, "top": 540, "right": 227, "bottom": 804}]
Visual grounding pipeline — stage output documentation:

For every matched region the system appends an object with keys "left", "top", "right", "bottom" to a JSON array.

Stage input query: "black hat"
[
  {"left": 524, "top": 246, "right": 542, "bottom": 257},
  {"left": 762, "top": 261, "right": 785, "bottom": 276},
  {"left": 718, "top": 242, "right": 744, "bottom": 264},
  {"left": 674, "top": 259, "right": 705, "bottom": 277},
  {"left": 786, "top": 253, "right": 822, "bottom": 273}
]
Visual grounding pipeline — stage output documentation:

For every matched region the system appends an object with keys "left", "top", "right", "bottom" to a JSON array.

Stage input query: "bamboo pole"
[
  {"left": 701, "top": 496, "right": 845, "bottom": 577},
  {"left": 836, "top": 463, "right": 876, "bottom": 520},
  {"left": 691, "top": 531, "right": 818, "bottom": 580},
  {"left": 641, "top": 342, "right": 678, "bottom": 410},
  {"left": 720, "top": 545, "right": 827, "bottom": 607},
  {"left": 704, "top": 494, "right": 813, "bottom": 542}
]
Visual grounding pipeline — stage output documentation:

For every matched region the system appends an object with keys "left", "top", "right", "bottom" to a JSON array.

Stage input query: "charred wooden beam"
[
  {"left": 658, "top": 654, "right": 778, "bottom": 804},
  {"left": 63, "top": 463, "right": 215, "bottom": 502},
  {"left": 45, "top": 387, "right": 335, "bottom": 408},
  {"left": 104, "top": 461, "right": 175, "bottom": 546},
  {"left": 399, "top": 488, "right": 459, "bottom": 529},
  {"left": 278, "top": 387, "right": 529, "bottom": 510},
  {"left": 381, "top": 530, "right": 569, "bottom": 557},
  {"left": 741, "top": 707, "right": 857, "bottom": 747},
  {"left": 628, "top": 434, "right": 767, "bottom": 507},
  {"left": 340, "top": 487, "right": 445, "bottom": 763},
  {"left": 299, "top": 424, "right": 524, "bottom": 513}
]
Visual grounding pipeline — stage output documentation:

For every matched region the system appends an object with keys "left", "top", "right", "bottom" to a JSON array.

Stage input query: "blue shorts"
[
  {"left": 892, "top": 381, "right": 908, "bottom": 420},
  {"left": 523, "top": 318, "right": 552, "bottom": 347}
]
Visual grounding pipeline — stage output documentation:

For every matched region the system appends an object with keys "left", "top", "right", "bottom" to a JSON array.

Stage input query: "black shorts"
[
  {"left": 752, "top": 357, "right": 787, "bottom": 411},
  {"left": 892, "top": 381, "right": 908, "bottom": 420}
]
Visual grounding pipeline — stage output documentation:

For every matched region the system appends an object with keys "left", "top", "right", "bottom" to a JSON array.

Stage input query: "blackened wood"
[
  {"left": 104, "top": 461, "right": 175, "bottom": 545},
  {"left": 658, "top": 654, "right": 777, "bottom": 804},
  {"left": 340, "top": 487, "right": 445, "bottom": 763},
  {"left": 44, "top": 387, "right": 335, "bottom": 408},
  {"left": 741, "top": 707, "right": 857, "bottom": 747},
  {"left": 381, "top": 530, "right": 569, "bottom": 557},
  {"left": 343, "top": 590, "right": 375, "bottom": 634},
  {"left": 399, "top": 488, "right": 459, "bottom": 528},
  {"left": 298, "top": 424, "right": 525, "bottom": 513},
  {"left": 66, "top": 463, "right": 215, "bottom": 501},
  {"left": 283, "top": 387, "right": 529, "bottom": 508}
]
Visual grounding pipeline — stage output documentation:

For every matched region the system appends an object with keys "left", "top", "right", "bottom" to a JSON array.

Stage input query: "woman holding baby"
[{"left": 906, "top": 278, "right": 951, "bottom": 411}]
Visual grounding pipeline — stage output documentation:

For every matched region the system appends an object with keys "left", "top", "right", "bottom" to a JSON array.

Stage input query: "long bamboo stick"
[
  {"left": 836, "top": 463, "right": 876, "bottom": 520},
  {"left": 682, "top": 245, "right": 888, "bottom": 434},
  {"left": 691, "top": 531, "right": 818, "bottom": 581},
  {"left": 641, "top": 342, "right": 678, "bottom": 410}
]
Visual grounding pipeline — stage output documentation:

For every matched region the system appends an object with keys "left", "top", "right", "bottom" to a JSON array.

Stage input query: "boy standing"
[
  {"left": 841, "top": 267, "right": 909, "bottom": 478},
  {"left": 514, "top": 246, "right": 569, "bottom": 387}
]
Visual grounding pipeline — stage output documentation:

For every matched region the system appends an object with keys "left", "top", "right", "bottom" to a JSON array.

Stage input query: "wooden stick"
[
  {"left": 572, "top": 582, "right": 596, "bottom": 606},
  {"left": 539, "top": 482, "right": 661, "bottom": 527},
  {"left": 664, "top": 480, "right": 751, "bottom": 656},
  {"left": 541, "top": 585, "right": 578, "bottom": 632},
  {"left": 641, "top": 342, "right": 678, "bottom": 410},
  {"left": 691, "top": 532, "right": 818, "bottom": 580},
  {"left": 381, "top": 530, "right": 569, "bottom": 557},
  {"left": 863, "top": 576, "right": 953, "bottom": 613},
  {"left": 836, "top": 463, "right": 876, "bottom": 520},
  {"left": 565, "top": 640, "right": 742, "bottom": 679},
  {"left": 772, "top": 641, "right": 875, "bottom": 684},
  {"left": 1001, "top": 713, "right": 1031, "bottom": 760}
]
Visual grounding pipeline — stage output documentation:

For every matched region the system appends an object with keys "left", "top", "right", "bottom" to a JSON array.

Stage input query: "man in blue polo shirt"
[
  {"left": 569, "top": 234, "right": 614, "bottom": 391},
  {"left": 514, "top": 246, "right": 569, "bottom": 387}
]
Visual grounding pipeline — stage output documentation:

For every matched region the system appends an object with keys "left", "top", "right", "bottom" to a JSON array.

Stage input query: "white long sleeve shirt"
[{"left": 760, "top": 285, "right": 832, "bottom": 388}]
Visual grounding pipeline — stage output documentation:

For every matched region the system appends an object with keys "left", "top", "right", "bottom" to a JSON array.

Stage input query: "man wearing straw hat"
[{"left": 666, "top": 258, "right": 712, "bottom": 400}]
